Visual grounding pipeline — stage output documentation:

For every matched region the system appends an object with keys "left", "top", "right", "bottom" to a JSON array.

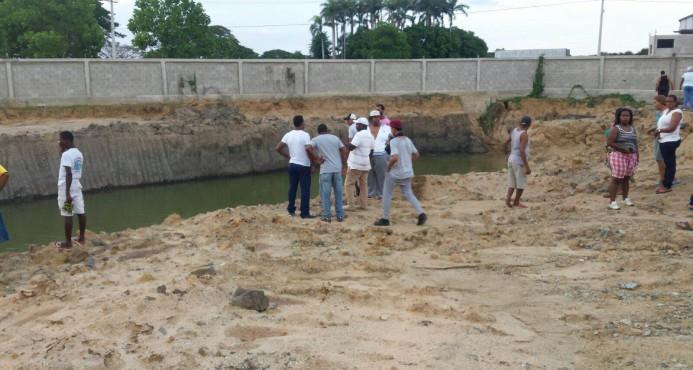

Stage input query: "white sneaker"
[
  {"left": 624, "top": 198, "right": 634, "bottom": 207},
  {"left": 609, "top": 201, "right": 620, "bottom": 210}
]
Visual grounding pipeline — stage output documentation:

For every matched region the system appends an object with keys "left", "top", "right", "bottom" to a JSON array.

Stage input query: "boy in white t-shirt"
[
  {"left": 276, "top": 115, "right": 317, "bottom": 218},
  {"left": 56, "top": 131, "right": 86, "bottom": 249},
  {"left": 344, "top": 117, "right": 374, "bottom": 209}
]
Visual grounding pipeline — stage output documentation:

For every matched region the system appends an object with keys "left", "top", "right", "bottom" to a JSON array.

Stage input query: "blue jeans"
[
  {"left": 288, "top": 164, "right": 311, "bottom": 217},
  {"left": 319, "top": 172, "right": 344, "bottom": 220},
  {"left": 684, "top": 86, "right": 693, "bottom": 109}
]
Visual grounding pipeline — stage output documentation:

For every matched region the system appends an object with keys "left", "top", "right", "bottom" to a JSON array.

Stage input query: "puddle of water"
[{"left": 0, "top": 153, "right": 504, "bottom": 253}]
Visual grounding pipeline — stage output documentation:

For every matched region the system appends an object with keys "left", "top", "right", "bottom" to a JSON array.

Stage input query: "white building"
[
  {"left": 649, "top": 14, "right": 693, "bottom": 56},
  {"left": 494, "top": 48, "right": 570, "bottom": 59}
]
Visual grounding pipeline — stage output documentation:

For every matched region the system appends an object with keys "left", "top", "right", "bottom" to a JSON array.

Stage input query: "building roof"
[{"left": 679, "top": 14, "right": 693, "bottom": 22}]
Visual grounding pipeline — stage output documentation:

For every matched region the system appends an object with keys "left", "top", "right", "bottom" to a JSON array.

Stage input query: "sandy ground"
[{"left": 0, "top": 105, "right": 691, "bottom": 369}]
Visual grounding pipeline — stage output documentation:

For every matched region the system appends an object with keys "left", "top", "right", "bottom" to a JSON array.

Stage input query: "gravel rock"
[
  {"left": 619, "top": 282, "right": 639, "bottom": 290},
  {"left": 230, "top": 288, "right": 270, "bottom": 312}
]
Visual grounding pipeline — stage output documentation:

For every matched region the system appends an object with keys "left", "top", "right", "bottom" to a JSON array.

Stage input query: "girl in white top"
[{"left": 655, "top": 95, "right": 683, "bottom": 192}]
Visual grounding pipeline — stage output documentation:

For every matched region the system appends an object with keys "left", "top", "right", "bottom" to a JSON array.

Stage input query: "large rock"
[{"left": 230, "top": 288, "right": 269, "bottom": 312}]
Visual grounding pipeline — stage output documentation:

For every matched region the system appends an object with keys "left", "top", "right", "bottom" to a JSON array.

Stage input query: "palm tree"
[
  {"left": 445, "top": 0, "right": 468, "bottom": 29},
  {"left": 413, "top": 0, "right": 446, "bottom": 27},
  {"left": 321, "top": 0, "right": 339, "bottom": 58},
  {"left": 310, "top": 16, "right": 326, "bottom": 59},
  {"left": 344, "top": 0, "right": 358, "bottom": 35},
  {"left": 385, "top": 0, "right": 412, "bottom": 30}
]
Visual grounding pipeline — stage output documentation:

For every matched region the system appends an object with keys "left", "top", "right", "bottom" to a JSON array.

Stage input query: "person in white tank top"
[
  {"left": 655, "top": 95, "right": 683, "bottom": 193},
  {"left": 504, "top": 116, "right": 532, "bottom": 208}
]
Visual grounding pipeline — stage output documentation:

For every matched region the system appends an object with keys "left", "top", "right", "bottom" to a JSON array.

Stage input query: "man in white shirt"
[
  {"left": 376, "top": 104, "right": 391, "bottom": 126},
  {"left": 344, "top": 113, "right": 358, "bottom": 141},
  {"left": 680, "top": 66, "right": 693, "bottom": 109},
  {"left": 344, "top": 118, "right": 374, "bottom": 209},
  {"left": 276, "top": 115, "right": 317, "bottom": 219},
  {"left": 367, "top": 110, "right": 390, "bottom": 199},
  {"left": 56, "top": 131, "right": 86, "bottom": 249}
]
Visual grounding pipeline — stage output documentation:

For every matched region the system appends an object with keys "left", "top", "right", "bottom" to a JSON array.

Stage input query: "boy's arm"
[
  {"left": 65, "top": 166, "right": 73, "bottom": 203},
  {"left": 519, "top": 132, "right": 531, "bottom": 174},
  {"left": 275, "top": 142, "right": 289, "bottom": 160},
  {"left": 387, "top": 155, "right": 399, "bottom": 172}
]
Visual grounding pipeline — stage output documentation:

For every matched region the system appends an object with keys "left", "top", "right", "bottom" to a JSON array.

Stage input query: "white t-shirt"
[
  {"left": 347, "top": 130, "right": 374, "bottom": 171},
  {"left": 372, "top": 125, "right": 391, "bottom": 154},
  {"left": 348, "top": 123, "right": 357, "bottom": 140},
  {"left": 682, "top": 72, "right": 693, "bottom": 87},
  {"left": 58, "top": 148, "right": 84, "bottom": 191},
  {"left": 281, "top": 130, "right": 312, "bottom": 167},
  {"left": 657, "top": 108, "right": 682, "bottom": 143}
]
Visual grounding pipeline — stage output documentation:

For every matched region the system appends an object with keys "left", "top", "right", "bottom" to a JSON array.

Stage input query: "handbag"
[{"left": 0, "top": 211, "right": 9, "bottom": 243}]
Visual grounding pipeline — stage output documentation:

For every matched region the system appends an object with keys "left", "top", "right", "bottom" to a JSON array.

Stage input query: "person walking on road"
[
  {"left": 655, "top": 95, "right": 683, "bottom": 194},
  {"left": 505, "top": 116, "right": 533, "bottom": 208},
  {"left": 312, "top": 124, "right": 348, "bottom": 223},
  {"left": 368, "top": 110, "right": 390, "bottom": 199},
  {"left": 55, "top": 131, "right": 87, "bottom": 249},
  {"left": 607, "top": 108, "right": 638, "bottom": 210},
  {"left": 680, "top": 67, "right": 693, "bottom": 110},
  {"left": 656, "top": 71, "right": 673, "bottom": 97},
  {"left": 345, "top": 117, "right": 374, "bottom": 210},
  {"left": 276, "top": 115, "right": 317, "bottom": 219},
  {"left": 374, "top": 119, "right": 427, "bottom": 226}
]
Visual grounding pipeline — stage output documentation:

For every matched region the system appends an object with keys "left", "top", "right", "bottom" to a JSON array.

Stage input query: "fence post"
[
  {"left": 476, "top": 58, "right": 481, "bottom": 91},
  {"left": 84, "top": 60, "right": 91, "bottom": 97},
  {"left": 421, "top": 59, "right": 427, "bottom": 92},
  {"left": 304, "top": 59, "right": 309, "bottom": 95},
  {"left": 160, "top": 60, "right": 168, "bottom": 97},
  {"left": 5, "top": 61, "right": 14, "bottom": 99},
  {"left": 599, "top": 56, "right": 605, "bottom": 89},
  {"left": 370, "top": 59, "right": 376, "bottom": 93},
  {"left": 238, "top": 61, "right": 244, "bottom": 95}
]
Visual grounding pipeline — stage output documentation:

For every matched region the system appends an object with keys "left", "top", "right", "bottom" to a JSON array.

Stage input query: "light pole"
[{"left": 597, "top": 0, "right": 605, "bottom": 56}]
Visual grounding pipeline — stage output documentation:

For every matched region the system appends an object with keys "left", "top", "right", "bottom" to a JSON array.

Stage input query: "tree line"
[{"left": 0, "top": 0, "right": 487, "bottom": 60}]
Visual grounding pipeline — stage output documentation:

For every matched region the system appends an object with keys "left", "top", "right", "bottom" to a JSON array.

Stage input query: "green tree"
[
  {"left": 209, "top": 25, "right": 257, "bottom": 59},
  {"left": 451, "top": 27, "right": 487, "bottom": 58},
  {"left": 128, "top": 0, "right": 215, "bottom": 58},
  {"left": 261, "top": 49, "right": 305, "bottom": 59},
  {"left": 0, "top": 0, "right": 104, "bottom": 58},
  {"left": 346, "top": 23, "right": 411, "bottom": 59},
  {"left": 310, "top": 32, "right": 331, "bottom": 59},
  {"left": 405, "top": 24, "right": 486, "bottom": 58}
]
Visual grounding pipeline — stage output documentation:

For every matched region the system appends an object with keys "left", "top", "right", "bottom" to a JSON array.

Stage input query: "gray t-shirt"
[
  {"left": 389, "top": 136, "right": 417, "bottom": 179},
  {"left": 311, "top": 134, "right": 345, "bottom": 174}
]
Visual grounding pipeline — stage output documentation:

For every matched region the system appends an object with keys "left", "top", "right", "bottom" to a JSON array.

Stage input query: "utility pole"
[
  {"left": 108, "top": 0, "right": 117, "bottom": 59},
  {"left": 597, "top": 0, "right": 605, "bottom": 56}
]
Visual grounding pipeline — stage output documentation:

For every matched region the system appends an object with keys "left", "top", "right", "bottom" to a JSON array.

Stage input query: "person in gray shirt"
[
  {"left": 374, "top": 119, "right": 427, "bottom": 227},
  {"left": 312, "top": 124, "right": 348, "bottom": 222}
]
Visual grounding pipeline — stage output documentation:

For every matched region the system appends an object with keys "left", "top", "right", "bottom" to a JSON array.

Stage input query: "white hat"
[
  {"left": 356, "top": 117, "right": 369, "bottom": 126},
  {"left": 369, "top": 110, "right": 381, "bottom": 118},
  {"left": 344, "top": 113, "right": 357, "bottom": 120}
]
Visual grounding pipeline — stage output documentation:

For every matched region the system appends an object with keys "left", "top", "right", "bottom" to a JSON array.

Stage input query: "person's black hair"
[
  {"left": 317, "top": 123, "right": 328, "bottom": 133},
  {"left": 59, "top": 131, "right": 74, "bottom": 143},
  {"left": 293, "top": 115, "right": 304, "bottom": 127},
  {"left": 376, "top": 104, "right": 385, "bottom": 111},
  {"left": 520, "top": 116, "right": 532, "bottom": 126},
  {"left": 661, "top": 70, "right": 666, "bottom": 75},
  {"left": 667, "top": 94, "right": 679, "bottom": 104},
  {"left": 613, "top": 107, "right": 633, "bottom": 127}
]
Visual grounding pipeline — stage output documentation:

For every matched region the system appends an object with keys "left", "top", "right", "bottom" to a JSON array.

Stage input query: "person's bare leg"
[
  {"left": 622, "top": 176, "right": 630, "bottom": 200},
  {"left": 506, "top": 188, "right": 514, "bottom": 208},
  {"left": 609, "top": 178, "right": 619, "bottom": 202},
  {"left": 657, "top": 160, "right": 665, "bottom": 184},
  {"left": 513, "top": 189, "right": 525, "bottom": 207},
  {"left": 63, "top": 216, "right": 73, "bottom": 248},
  {"left": 77, "top": 214, "right": 87, "bottom": 243}
]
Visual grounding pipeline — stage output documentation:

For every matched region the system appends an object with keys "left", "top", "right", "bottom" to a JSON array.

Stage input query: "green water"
[{"left": 0, "top": 153, "right": 504, "bottom": 253}]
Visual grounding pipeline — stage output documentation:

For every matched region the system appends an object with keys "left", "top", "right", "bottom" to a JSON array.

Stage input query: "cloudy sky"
[{"left": 111, "top": 0, "right": 693, "bottom": 56}]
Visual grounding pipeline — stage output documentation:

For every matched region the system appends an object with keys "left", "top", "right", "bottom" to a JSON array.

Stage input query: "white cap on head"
[
  {"left": 344, "top": 113, "right": 357, "bottom": 120},
  {"left": 369, "top": 110, "right": 381, "bottom": 118},
  {"left": 356, "top": 117, "right": 369, "bottom": 126}
]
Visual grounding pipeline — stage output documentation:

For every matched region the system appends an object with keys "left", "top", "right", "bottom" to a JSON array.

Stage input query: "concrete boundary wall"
[{"left": 1, "top": 55, "right": 691, "bottom": 106}]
